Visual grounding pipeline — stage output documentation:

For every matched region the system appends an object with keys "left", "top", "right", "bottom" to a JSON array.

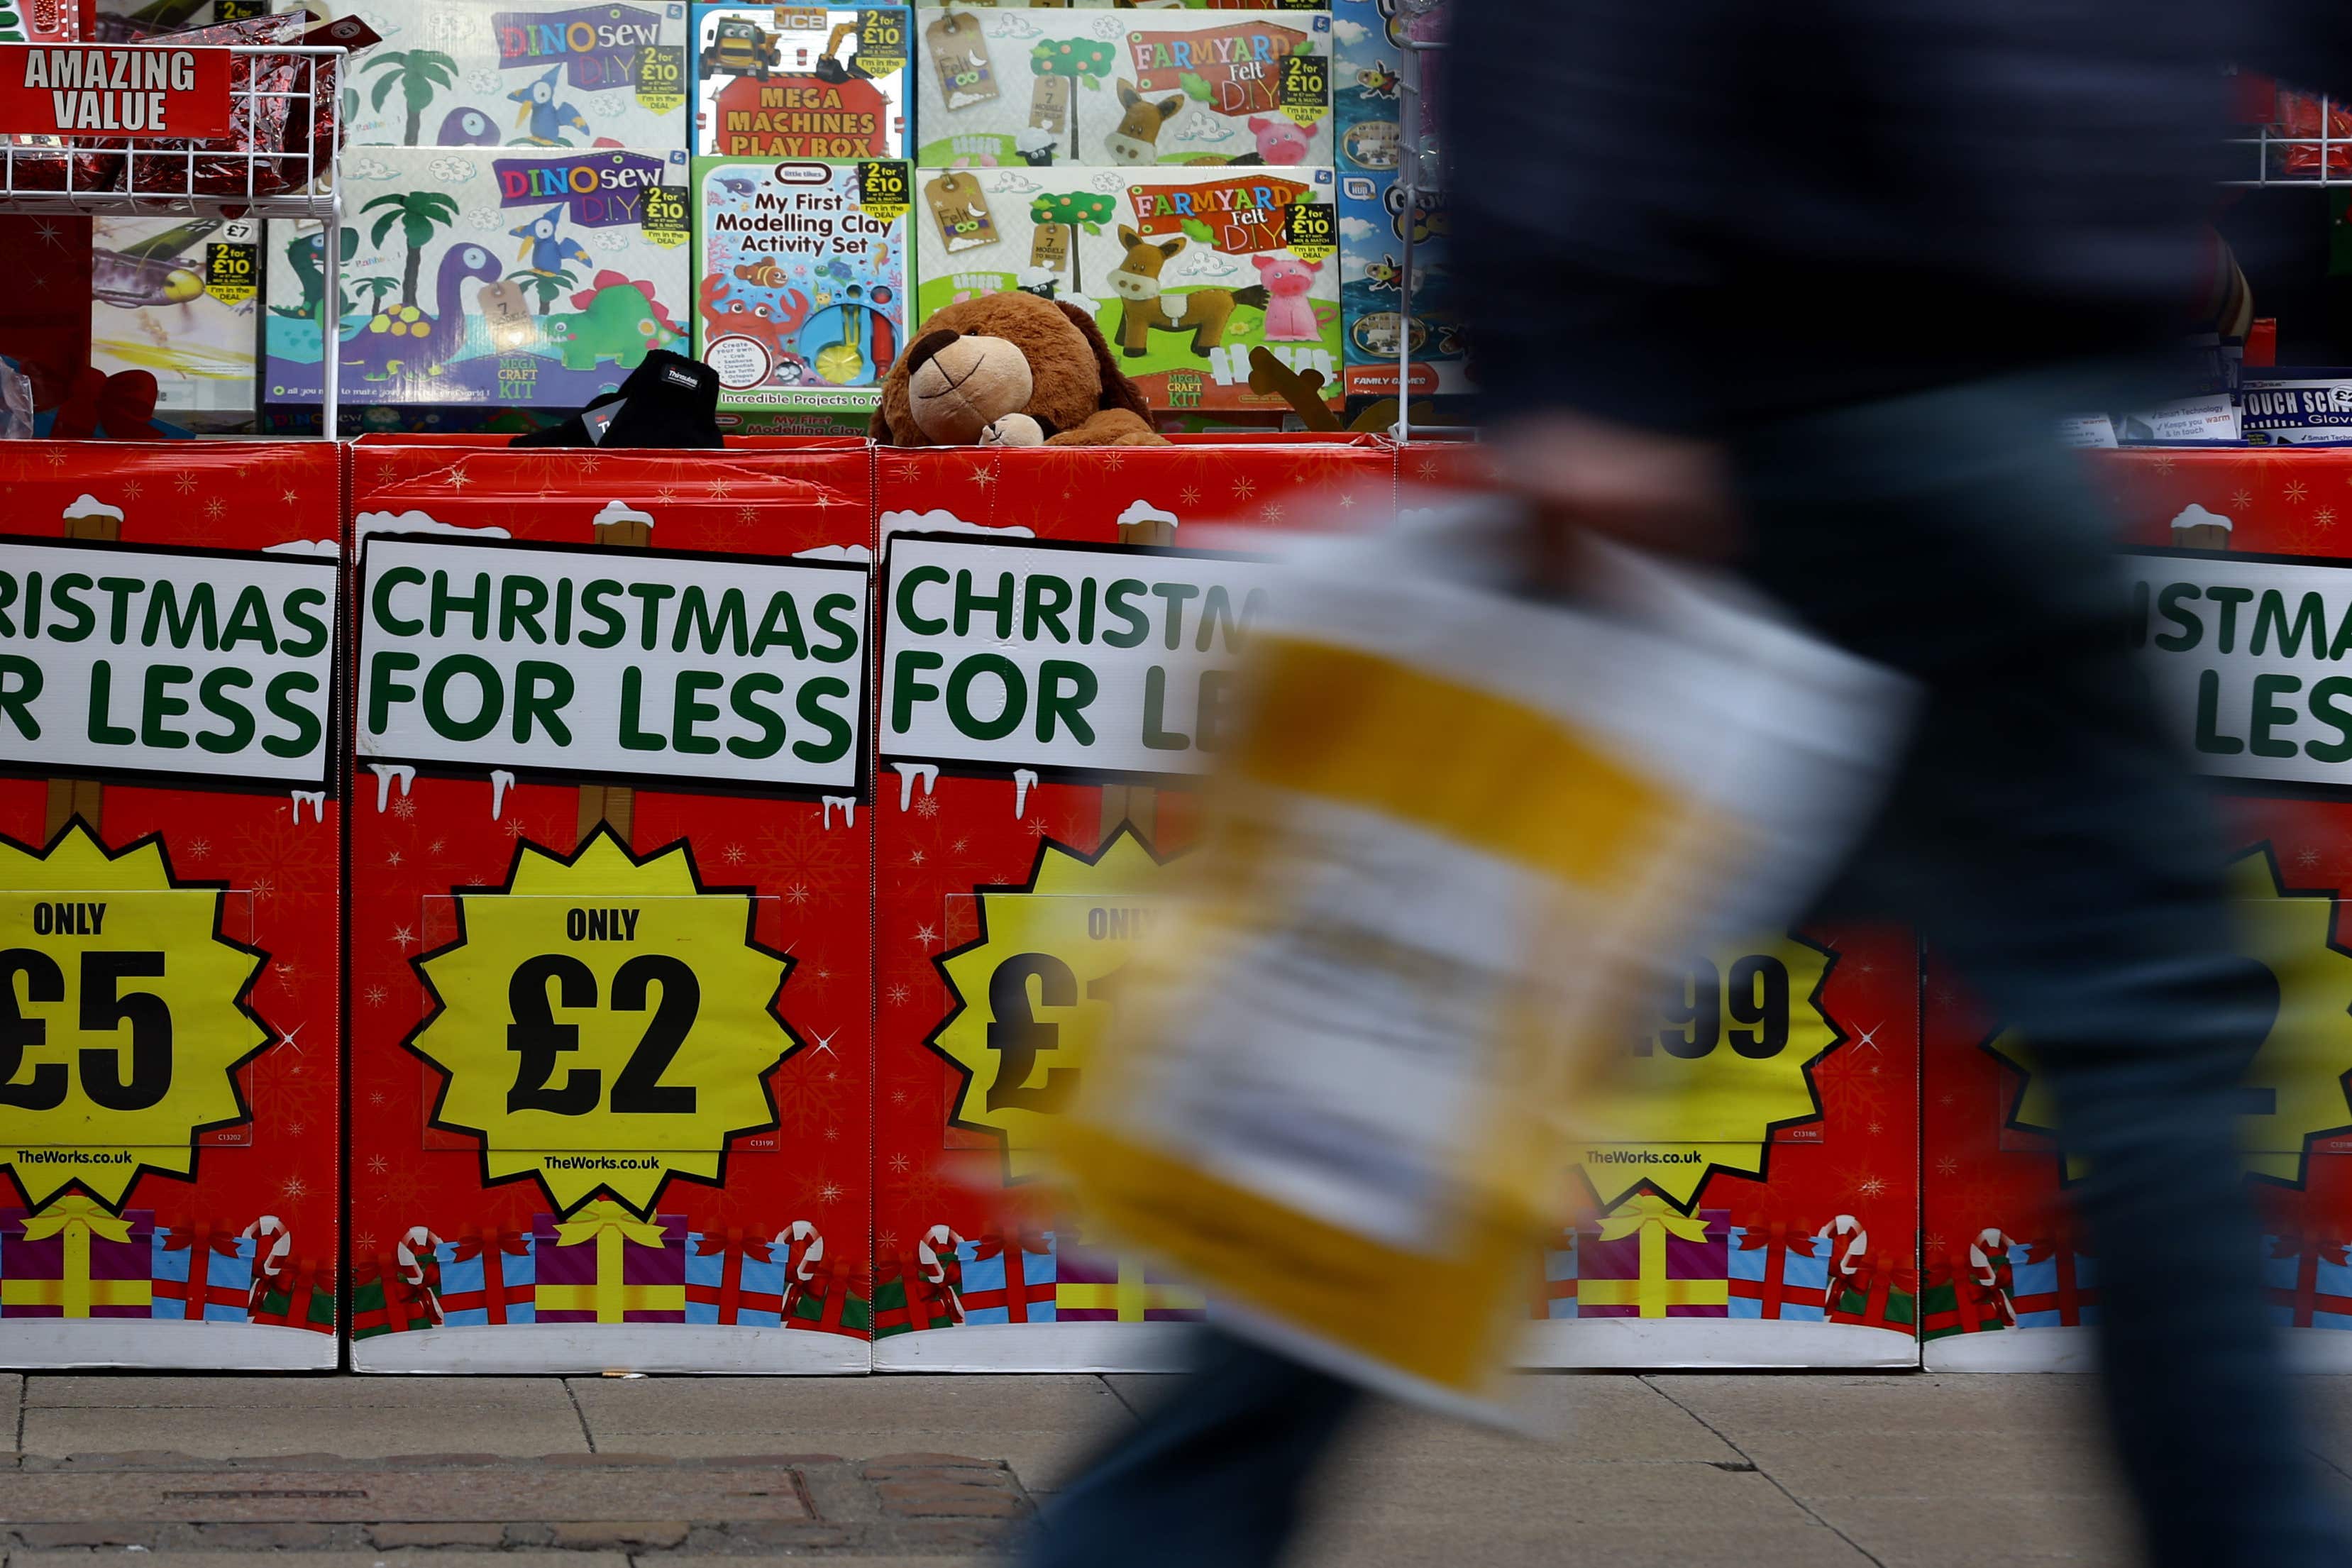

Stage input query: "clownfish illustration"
[{"left": 735, "top": 259, "right": 790, "bottom": 289}]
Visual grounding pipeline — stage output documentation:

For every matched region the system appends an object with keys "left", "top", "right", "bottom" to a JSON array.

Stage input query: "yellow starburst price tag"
[
  {"left": 1992, "top": 846, "right": 2352, "bottom": 1182},
  {"left": 406, "top": 831, "right": 797, "bottom": 1215},
  {"left": 1572, "top": 934, "right": 1842, "bottom": 1208},
  {"left": 932, "top": 831, "right": 1168, "bottom": 1182},
  {"left": 0, "top": 825, "right": 267, "bottom": 1209}
]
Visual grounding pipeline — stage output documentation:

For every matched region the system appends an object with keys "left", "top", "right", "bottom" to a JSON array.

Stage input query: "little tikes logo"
[
  {"left": 494, "top": 4, "right": 663, "bottom": 89},
  {"left": 496, "top": 150, "right": 671, "bottom": 225}
]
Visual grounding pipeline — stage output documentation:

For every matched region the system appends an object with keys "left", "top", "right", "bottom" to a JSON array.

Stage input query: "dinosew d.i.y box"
[
  {"left": 346, "top": 0, "right": 691, "bottom": 149},
  {"left": 263, "top": 145, "right": 692, "bottom": 424}
]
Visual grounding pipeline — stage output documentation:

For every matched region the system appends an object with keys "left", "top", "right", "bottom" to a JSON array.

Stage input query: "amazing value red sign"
[{"left": 0, "top": 46, "right": 233, "bottom": 139}]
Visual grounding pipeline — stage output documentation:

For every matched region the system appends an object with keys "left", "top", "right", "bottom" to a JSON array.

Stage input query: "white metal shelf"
[{"left": 0, "top": 43, "right": 345, "bottom": 432}]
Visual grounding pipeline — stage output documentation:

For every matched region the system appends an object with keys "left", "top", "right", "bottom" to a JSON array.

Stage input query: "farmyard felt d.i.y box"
[
  {"left": 917, "top": 165, "right": 1338, "bottom": 410},
  {"left": 347, "top": 0, "right": 691, "bottom": 148},
  {"left": 0, "top": 442, "right": 343, "bottom": 1369},
  {"left": 263, "top": 147, "right": 692, "bottom": 424},
  {"left": 916, "top": 8, "right": 1330, "bottom": 170},
  {"left": 695, "top": 158, "right": 912, "bottom": 426},
  {"left": 692, "top": 5, "right": 910, "bottom": 158},
  {"left": 344, "top": 435, "right": 876, "bottom": 1373}
]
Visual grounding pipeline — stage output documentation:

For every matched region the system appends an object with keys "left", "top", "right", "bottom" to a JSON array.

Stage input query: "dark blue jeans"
[{"left": 1025, "top": 380, "right": 2350, "bottom": 1568}]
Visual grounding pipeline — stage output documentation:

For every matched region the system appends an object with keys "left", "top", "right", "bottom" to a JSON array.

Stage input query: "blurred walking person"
[{"left": 1024, "top": 3, "right": 2352, "bottom": 1564}]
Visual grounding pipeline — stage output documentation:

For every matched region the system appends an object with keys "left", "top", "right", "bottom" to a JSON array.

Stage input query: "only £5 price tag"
[
  {"left": 406, "top": 832, "right": 800, "bottom": 1215},
  {"left": 0, "top": 826, "right": 267, "bottom": 1209}
]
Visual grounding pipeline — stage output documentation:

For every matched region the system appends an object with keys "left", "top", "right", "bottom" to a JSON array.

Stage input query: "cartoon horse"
[
  {"left": 1105, "top": 225, "right": 1268, "bottom": 358},
  {"left": 1104, "top": 80, "right": 1184, "bottom": 165}
]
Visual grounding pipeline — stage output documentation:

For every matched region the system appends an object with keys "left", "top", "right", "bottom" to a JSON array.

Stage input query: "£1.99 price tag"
[
  {"left": 405, "top": 831, "right": 800, "bottom": 1215},
  {"left": 0, "top": 826, "right": 267, "bottom": 1208},
  {"left": 1572, "top": 934, "right": 1844, "bottom": 1208}
]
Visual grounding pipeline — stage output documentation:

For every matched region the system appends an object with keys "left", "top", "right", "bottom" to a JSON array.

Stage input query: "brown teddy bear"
[{"left": 869, "top": 291, "right": 1168, "bottom": 448}]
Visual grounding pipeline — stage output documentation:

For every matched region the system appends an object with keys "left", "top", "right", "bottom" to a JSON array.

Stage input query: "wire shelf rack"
[
  {"left": 2229, "top": 91, "right": 2352, "bottom": 186},
  {"left": 0, "top": 43, "right": 344, "bottom": 431}
]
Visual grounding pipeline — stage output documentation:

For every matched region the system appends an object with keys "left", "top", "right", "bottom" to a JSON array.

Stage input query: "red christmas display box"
[
  {"left": 0, "top": 442, "right": 342, "bottom": 1368},
  {"left": 1523, "top": 925, "right": 1922, "bottom": 1369},
  {"left": 1924, "top": 448, "right": 2352, "bottom": 1371},
  {"left": 343, "top": 435, "right": 874, "bottom": 1374},
  {"left": 868, "top": 436, "right": 1398, "bottom": 1371}
]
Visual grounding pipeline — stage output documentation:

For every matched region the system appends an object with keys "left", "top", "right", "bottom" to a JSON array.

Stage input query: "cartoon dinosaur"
[
  {"left": 510, "top": 204, "right": 595, "bottom": 277},
  {"left": 545, "top": 280, "right": 682, "bottom": 371},
  {"left": 436, "top": 104, "right": 500, "bottom": 145},
  {"left": 268, "top": 226, "right": 358, "bottom": 321},
  {"left": 341, "top": 241, "right": 504, "bottom": 384},
  {"left": 508, "top": 65, "right": 590, "bottom": 147}
]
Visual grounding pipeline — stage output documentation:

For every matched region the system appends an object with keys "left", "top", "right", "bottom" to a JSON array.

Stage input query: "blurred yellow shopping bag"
[{"left": 1054, "top": 497, "right": 1910, "bottom": 1413}]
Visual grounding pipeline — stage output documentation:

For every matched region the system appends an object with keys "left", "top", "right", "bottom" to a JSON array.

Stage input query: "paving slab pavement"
[{"left": 0, "top": 1369, "right": 2253, "bottom": 1567}]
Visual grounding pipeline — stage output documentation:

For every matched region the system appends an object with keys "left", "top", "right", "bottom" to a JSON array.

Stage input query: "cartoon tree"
[
  {"left": 364, "top": 49, "right": 459, "bottom": 146},
  {"left": 526, "top": 267, "right": 578, "bottom": 316},
  {"left": 1029, "top": 191, "right": 1116, "bottom": 295},
  {"left": 1029, "top": 38, "right": 1115, "bottom": 160},
  {"left": 355, "top": 275, "right": 399, "bottom": 316},
  {"left": 363, "top": 192, "right": 460, "bottom": 311}
]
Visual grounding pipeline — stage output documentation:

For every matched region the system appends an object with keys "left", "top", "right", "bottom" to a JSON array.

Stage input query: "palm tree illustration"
[
  {"left": 355, "top": 275, "right": 399, "bottom": 316},
  {"left": 364, "top": 50, "right": 459, "bottom": 145},
  {"left": 527, "top": 267, "right": 578, "bottom": 316},
  {"left": 363, "top": 192, "right": 460, "bottom": 311}
]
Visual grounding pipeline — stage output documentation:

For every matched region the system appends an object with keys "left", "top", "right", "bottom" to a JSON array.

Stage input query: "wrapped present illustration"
[
  {"left": 785, "top": 1253, "right": 872, "bottom": 1335},
  {"left": 686, "top": 1228, "right": 790, "bottom": 1327},
  {"left": 533, "top": 1204, "right": 688, "bottom": 1325},
  {"left": 252, "top": 1256, "right": 336, "bottom": 1333},
  {"left": 1577, "top": 1199, "right": 1730, "bottom": 1320},
  {"left": 0, "top": 1199, "right": 156, "bottom": 1319},
  {"left": 1727, "top": 1216, "right": 1829, "bottom": 1321},
  {"left": 1828, "top": 1251, "right": 1918, "bottom": 1330},
  {"left": 1053, "top": 1245, "right": 1207, "bottom": 1325},
  {"left": 959, "top": 1230, "right": 1058, "bottom": 1325},
  {"left": 437, "top": 1225, "right": 536, "bottom": 1327},
  {"left": 2264, "top": 1229, "right": 2352, "bottom": 1330},
  {"left": 2013, "top": 1230, "right": 2101, "bottom": 1329},
  {"left": 152, "top": 1220, "right": 255, "bottom": 1323},
  {"left": 1530, "top": 1230, "right": 1576, "bottom": 1322},
  {"left": 873, "top": 1244, "right": 962, "bottom": 1337},
  {"left": 350, "top": 1251, "right": 443, "bottom": 1340},
  {"left": 1921, "top": 1231, "right": 2023, "bottom": 1341}
]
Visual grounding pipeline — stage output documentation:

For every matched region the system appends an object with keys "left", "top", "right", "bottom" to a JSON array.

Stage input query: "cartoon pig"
[
  {"left": 1254, "top": 253, "right": 1322, "bottom": 342},
  {"left": 1245, "top": 115, "right": 1313, "bottom": 166}
]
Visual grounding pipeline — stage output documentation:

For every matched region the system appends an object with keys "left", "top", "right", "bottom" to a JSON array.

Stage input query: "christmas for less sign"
[
  {"left": 2130, "top": 551, "right": 2352, "bottom": 790},
  {"left": 356, "top": 534, "right": 868, "bottom": 793},
  {"left": 0, "top": 536, "right": 338, "bottom": 789},
  {"left": 878, "top": 532, "right": 1270, "bottom": 781}
]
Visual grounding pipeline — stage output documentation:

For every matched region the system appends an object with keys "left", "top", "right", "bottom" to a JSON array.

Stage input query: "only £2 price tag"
[{"left": 406, "top": 831, "right": 800, "bottom": 1215}]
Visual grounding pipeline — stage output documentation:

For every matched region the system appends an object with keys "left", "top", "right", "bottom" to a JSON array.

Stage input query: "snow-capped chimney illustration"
[
  {"left": 48, "top": 496, "right": 126, "bottom": 837},
  {"left": 582, "top": 500, "right": 658, "bottom": 844},
  {"left": 2170, "top": 503, "right": 2232, "bottom": 552}
]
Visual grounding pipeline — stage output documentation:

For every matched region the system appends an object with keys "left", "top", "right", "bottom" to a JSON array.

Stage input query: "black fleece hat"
[{"left": 510, "top": 350, "right": 724, "bottom": 449}]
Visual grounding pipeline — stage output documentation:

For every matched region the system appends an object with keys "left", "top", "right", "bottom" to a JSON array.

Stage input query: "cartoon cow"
[
  {"left": 1105, "top": 80, "right": 1186, "bottom": 165},
  {"left": 1105, "top": 224, "right": 1269, "bottom": 358}
]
